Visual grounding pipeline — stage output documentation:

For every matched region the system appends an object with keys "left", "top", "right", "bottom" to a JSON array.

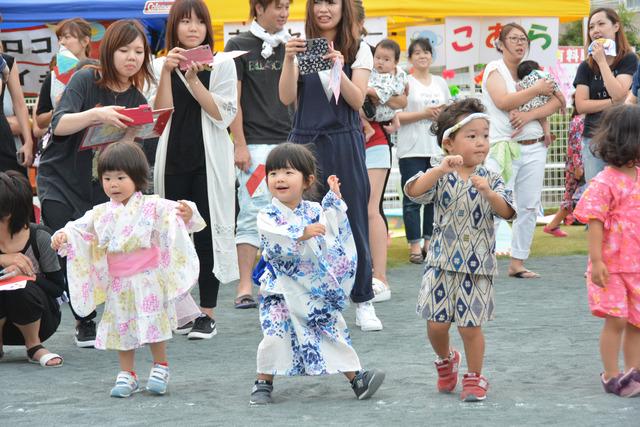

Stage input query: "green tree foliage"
[
  {"left": 617, "top": 3, "right": 640, "bottom": 50},
  {"left": 559, "top": 20, "right": 583, "bottom": 46},
  {"left": 559, "top": 5, "right": 640, "bottom": 49}
]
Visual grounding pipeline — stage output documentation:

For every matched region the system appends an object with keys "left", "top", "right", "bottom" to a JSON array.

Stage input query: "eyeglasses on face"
[{"left": 506, "top": 36, "right": 528, "bottom": 44}]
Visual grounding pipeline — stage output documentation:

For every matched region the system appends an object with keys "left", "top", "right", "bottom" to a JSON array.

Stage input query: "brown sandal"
[{"left": 409, "top": 253, "right": 424, "bottom": 264}]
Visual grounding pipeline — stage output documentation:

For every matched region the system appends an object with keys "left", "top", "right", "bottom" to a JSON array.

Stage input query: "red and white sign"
[
  {"left": 556, "top": 46, "right": 586, "bottom": 64},
  {"left": 143, "top": 0, "right": 174, "bottom": 15}
]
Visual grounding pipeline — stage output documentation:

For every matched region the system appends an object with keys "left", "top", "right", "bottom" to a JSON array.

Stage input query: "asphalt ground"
[{"left": 2, "top": 255, "right": 639, "bottom": 426}]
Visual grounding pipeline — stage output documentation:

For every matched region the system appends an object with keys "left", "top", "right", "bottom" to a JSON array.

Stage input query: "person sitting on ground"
[{"left": 0, "top": 171, "right": 65, "bottom": 367}]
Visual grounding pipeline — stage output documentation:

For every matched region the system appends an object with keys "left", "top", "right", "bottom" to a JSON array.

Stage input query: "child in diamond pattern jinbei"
[{"left": 404, "top": 98, "right": 516, "bottom": 402}]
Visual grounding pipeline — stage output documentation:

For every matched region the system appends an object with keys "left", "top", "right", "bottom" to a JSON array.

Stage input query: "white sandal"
[
  {"left": 371, "top": 278, "right": 391, "bottom": 303},
  {"left": 27, "top": 344, "right": 64, "bottom": 368}
]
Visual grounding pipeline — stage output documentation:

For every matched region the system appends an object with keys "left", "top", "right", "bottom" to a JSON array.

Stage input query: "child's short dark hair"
[
  {"left": 408, "top": 38, "right": 432, "bottom": 57},
  {"left": 0, "top": 171, "right": 33, "bottom": 237},
  {"left": 265, "top": 142, "right": 320, "bottom": 199},
  {"left": 265, "top": 142, "right": 317, "bottom": 180},
  {"left": 590, "top": 104, "right": 640, "bottom": 167},
  {"left": 375, "top": 39, "right": 401, "bottom": 62},
  {"left": 97, "top": 142, "right": 149, "bottom": 191},
  {"left": 430, "top": 98, "right": 486, "bottom": 145},
  {"left": 517, "top": 60, "right": 541, "bottom": 80}
]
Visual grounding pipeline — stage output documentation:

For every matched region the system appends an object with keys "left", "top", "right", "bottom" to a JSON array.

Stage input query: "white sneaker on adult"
[
  {"left": 371, "top": 278, "right": 391, "bottom": 303},
  {"left": 355, "top": 301, "right": 383, "bottom": 331}
]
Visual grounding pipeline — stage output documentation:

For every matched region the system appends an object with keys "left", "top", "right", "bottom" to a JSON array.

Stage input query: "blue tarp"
[
  {"left": 0, "top": 0, "right": 164, "bottom": 24},
  {"left": 0, "top": 1, "right": 168, "bottom": 50}
]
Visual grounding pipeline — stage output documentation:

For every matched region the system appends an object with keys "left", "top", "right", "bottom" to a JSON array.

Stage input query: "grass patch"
[{"left": 386, "top": 224, "right": 588, "bottom": 269}]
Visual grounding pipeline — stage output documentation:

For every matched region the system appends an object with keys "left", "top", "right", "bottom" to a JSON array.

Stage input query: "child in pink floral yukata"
[
  {"left": 574, "top": 104, "right": 640, "bottom": 398},
  {"left": 51, "top": 142, "right": 205, "bottom": 398}
]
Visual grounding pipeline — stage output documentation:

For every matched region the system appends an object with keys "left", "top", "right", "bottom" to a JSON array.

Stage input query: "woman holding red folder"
[{"left": 36, "top": 19, "right": 154, "bottom": 348}]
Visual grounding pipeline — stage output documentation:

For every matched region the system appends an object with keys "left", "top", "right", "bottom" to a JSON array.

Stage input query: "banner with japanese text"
[
  {"left": 444, "top": 19, "right": 480, "bottom": 70},
  {"left": 547, "top": 46, "right": 586, "bottom": 106},
  {"left": 436, "top": 17, "right": 560, "bottom": 70},
  {"left": 479, "top": 17, "right": 521, "bottom": 65},
  {"left": 521, "top": 18, "right": 559, "bottom": 66},
  {"left": 0, "top": 25, "right": 58, "bottom": 97},
  {"left": 0, "top": 21, "right": 113, "bottom": 97}
]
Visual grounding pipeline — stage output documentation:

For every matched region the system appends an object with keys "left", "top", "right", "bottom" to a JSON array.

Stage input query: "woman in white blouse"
[{"left": 397, "top": 38, "right": 450, "bottom": 264}]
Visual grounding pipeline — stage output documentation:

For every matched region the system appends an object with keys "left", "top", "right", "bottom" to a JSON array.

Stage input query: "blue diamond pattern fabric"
[
  {"left": 403, "top": 166, "right": 515, "bottom": 276},
  {"left": 417, "top": 267, "right": 495, "bottom": 327}
]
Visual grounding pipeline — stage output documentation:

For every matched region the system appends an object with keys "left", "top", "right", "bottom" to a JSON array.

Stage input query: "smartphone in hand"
[
  {"left": 296, "top": 38, "right": 333, "bottom": 75},
  {"left": 16, "top": 150, "right": 25, "bottom": 165},
  {"left": 179, "top": 45, "right": 214, "bottom": 71}
]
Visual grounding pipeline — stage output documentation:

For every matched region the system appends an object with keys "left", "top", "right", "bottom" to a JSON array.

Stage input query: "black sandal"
[{"left": 234, "top": 294, "right": 257, "bottom": 309}]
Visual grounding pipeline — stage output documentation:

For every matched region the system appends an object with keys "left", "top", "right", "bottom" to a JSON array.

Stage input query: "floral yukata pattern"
[
  {"left": 56, "top": 192, "right": 205, "bottom": 350},
  {"left": 255, "top": 191, "right": 361, "bottom": 376}
]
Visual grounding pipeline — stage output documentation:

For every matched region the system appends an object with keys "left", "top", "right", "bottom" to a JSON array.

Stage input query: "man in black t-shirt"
[{"left": 225, "top": 0, "right": 292, "bottom": 309}]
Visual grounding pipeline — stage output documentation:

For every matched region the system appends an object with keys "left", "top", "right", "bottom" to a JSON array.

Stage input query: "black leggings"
[
  {"left": 165, "top": 172, "right": 220, "bottom": 308},
  {"left": 40, "top": 199, "right": 97, "bottom": 322},
  {"left": 0, "top": 282, "right": 61, "bottom": 345}
]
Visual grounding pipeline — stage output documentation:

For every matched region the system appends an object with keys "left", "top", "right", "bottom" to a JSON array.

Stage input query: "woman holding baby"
[
  {"left": 482, "top": 23, "right": 562, "bottom": 279},
  {"left": 573, "top": 7, "right": 637, "bottom": 182}
]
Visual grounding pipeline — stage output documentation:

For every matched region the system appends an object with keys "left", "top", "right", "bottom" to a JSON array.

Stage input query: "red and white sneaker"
[
  {"left": 460, "top": 372, "right": 489, "bottom": 402},
  {"left": 434, "top": 350, "right": 461, "bottom": 393}
]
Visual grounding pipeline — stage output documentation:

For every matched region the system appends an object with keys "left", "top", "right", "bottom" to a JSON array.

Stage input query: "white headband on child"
[{"left": 442, "top": 113, "right": 491, "bottom": 141}]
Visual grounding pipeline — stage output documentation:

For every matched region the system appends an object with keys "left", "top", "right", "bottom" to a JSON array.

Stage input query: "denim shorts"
[
  {"left": 365, "top": 144, "right": 391, "bottom": 169},
  {"left": 236, "top": 144, "right": 278, "bottom": 247}
]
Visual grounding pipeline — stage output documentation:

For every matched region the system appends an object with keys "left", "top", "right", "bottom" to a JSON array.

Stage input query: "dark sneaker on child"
[
  {"left": 75, "top": 319, "right": 96, "bottom": 348},
  {"left": 351, "top": 369, "right": 385, "bottom": 400},
  {"left": 187, "top": 315, "right": 217, "bottom": 340},
  {"left": 460, "top": 372, "right": 489, "bottom": 402},
  {"left": 601, "top": 373, "right": 623, "bottom": 395},
  {"left": 249, "top": 380, "right": 274, "bottom": 405},
  {"left": 174, "top": 321, "right": 193, "bottom": 335}
]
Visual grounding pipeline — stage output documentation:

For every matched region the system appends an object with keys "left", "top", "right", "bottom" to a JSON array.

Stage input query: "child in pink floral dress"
[
  {"left": 52, "top": 142, "right": 205, "bottom": 398},
  {"left": 574, "top": 105, "right": 640, "bottom": 398}
]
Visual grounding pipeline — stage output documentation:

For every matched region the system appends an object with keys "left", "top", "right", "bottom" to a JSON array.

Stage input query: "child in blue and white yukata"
[
  {"left": 249, "top": 142, "right": 385, "bottom": 405},
  {"left": 404, "top": 98, "right": 516, "bottom": 402}
]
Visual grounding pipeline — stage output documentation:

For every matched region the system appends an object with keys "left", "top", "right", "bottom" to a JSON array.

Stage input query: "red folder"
[
  {"left": 0, "top": 274, "right": 34, "bottom": 291},
  {"left": 121, "top": 104, "right": 154, "bottom": 125},
  {"left": 246, "top": 164, "right": 266, "bottom": 197}
]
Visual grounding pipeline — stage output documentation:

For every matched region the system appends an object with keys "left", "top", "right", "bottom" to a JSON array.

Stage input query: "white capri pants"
[{"left": 485, "top": 142, "right": 547, "bottom": 260}]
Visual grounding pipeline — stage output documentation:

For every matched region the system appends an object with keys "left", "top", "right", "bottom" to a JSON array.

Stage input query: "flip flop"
[
  {"left": 509, "top": 270, "right": 540, "bottom": 279},
  {"left": 234, "top": 294, "right": 257, "bottom": 309}
]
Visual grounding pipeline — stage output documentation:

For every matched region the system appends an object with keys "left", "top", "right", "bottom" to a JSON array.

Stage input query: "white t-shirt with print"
[{"left": 396, "top": 74, "right": 450, "bottom": 159}]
